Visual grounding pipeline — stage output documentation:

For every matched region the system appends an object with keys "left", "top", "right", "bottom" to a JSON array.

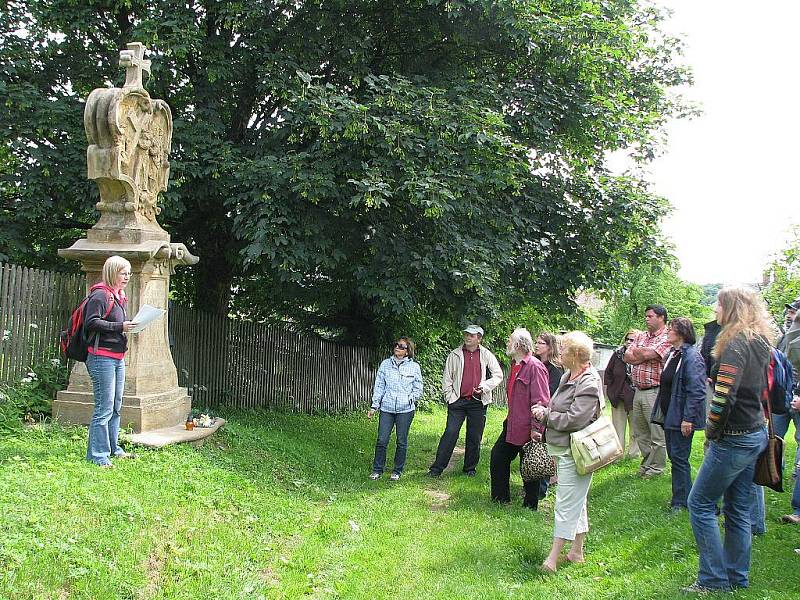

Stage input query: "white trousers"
[{"left": 553, "top": 452, "right": 592, "bottom": 540}]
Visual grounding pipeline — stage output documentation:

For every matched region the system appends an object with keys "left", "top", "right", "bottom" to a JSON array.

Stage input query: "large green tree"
[{"left": 1, "top": 0, "right": 691, "bottom": 342}]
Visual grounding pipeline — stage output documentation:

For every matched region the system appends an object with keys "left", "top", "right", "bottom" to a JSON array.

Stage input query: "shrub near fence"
[
  {"left": 170, "top": 304, "right": 386, "bottom": 412},
  {"left": 0, "top": 263, "right": 84, "bottom": 385}
]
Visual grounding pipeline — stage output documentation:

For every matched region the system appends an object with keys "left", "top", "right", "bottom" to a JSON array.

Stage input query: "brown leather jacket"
[{"left": 604, "top": 347, "right": 634, "bottom": 411}]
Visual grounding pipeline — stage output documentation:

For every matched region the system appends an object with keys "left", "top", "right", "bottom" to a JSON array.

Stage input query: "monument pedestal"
[{"left": 53, "top": 242, "right": 196, "bottom": 433}]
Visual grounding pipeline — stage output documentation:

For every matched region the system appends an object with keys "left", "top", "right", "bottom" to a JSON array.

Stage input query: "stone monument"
[{"left": 54, "top": 42, "right": 199, "bottom": 433}]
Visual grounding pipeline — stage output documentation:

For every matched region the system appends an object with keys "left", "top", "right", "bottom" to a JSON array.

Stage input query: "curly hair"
[
  {"left": 712, "top": 287, "right": 774, "bottom": 358},
  {"left": 560, "top": 331, "right": 594, "bottom": 371}
]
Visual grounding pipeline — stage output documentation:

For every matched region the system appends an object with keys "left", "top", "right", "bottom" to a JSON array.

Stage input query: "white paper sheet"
[{"left": 129, "top": 304, "right": 166, "bottom": 333}]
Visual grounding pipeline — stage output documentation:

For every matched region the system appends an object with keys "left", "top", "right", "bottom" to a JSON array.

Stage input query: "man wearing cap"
[
  {"left": 429, "top": 325, "right": 503, "bottom": 477},
  {"left": 777, "top": 301, "right": 800, "bottom": 352}
]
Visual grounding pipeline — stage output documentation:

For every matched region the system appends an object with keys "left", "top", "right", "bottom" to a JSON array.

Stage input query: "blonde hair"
[
  {"left": 536, "top": 331, "right": 562, "bottom": 367},
  {"left": 101, "top": 255, "right": 132, "bottom": 288},
  {"left": 712, "top": 286, "right": 774, "bottom": 358},
  {"left": 621, "top": 329, "right": 641, "bottom": 345},
  {"left": 508, "top": 328, "right": 534, "bottom": 355},
  {"left": 561, "top": 331, "right": 594, "bottom": 371}
]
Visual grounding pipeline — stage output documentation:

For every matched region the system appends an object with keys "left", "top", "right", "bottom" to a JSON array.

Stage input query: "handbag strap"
[{"left": 763, "top": 354, "right": 776, "bottom": 440}]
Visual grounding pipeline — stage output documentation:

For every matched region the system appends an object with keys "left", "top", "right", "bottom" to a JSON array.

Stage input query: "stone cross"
[{"left": 119, "top": 42, "right": 151, "bottom": 89}]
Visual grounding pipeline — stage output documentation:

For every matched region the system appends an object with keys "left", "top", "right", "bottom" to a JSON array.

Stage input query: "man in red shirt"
[
  {"left": 624, "top": 304, "right": 672, "bottom": 478},
  {"left": 429, "top": 325, "right": 503, "bottom": 477}
]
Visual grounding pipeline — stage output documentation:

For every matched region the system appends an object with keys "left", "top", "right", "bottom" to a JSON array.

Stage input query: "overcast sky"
[{"left": 636, "top": 1, "right": 800, "bottom": 285}]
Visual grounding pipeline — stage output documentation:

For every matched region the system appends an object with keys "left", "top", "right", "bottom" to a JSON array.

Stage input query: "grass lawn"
[{"left": 1, "top": 406, "right": 797, "bottom": 600}]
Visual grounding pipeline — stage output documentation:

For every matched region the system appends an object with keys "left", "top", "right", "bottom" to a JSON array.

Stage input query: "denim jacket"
[
  {"left": 655, "top": 343, "right": 707, "bottom": 431},
  {"left": 371, "top": 357, "right": 423, "bottom": 414}
]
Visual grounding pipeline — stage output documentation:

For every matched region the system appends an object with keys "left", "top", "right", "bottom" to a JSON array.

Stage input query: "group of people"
[
  {"left": 367, "top": 287, "right": 799, "bottom": 592},
  {"left": 368, "top": 324, "right": 607, "bottom": 575},
  {"left": 81, "top": 256, "right": 795, "bottom": 591}
]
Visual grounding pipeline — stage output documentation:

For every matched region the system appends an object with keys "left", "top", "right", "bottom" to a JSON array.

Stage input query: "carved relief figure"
[{"left": 84, "top": 42, "right": 172, "bottom": 225}]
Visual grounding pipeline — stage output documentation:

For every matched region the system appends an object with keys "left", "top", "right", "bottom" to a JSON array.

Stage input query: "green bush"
[{"left": 0, "top": 353, "right": 69, "bottom": 427}]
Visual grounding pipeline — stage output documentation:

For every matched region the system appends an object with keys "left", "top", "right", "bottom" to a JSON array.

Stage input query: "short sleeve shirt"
[{"left": 630, "top": 328, "right": 672, "bottom": 389}]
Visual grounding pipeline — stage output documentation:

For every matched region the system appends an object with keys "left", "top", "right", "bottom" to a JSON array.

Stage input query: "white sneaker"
[
  {"left": 369, "top": 472, "right": 381, "bottom": 480},
  {"left": 390, "top": 473, "right": 401, "bottom": 481}
]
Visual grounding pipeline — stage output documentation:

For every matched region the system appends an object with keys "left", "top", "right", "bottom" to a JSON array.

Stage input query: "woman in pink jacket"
[{"left": 489, "top": 328, "right": 551, "bottom": 509}]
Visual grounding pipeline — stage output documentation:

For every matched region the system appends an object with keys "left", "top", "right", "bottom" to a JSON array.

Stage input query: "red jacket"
[{"left": 505, "top": 354, "right": 550, "bottom": 446}]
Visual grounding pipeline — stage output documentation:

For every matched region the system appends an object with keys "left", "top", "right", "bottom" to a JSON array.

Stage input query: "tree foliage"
[
  {"left": 1, "top": 0, "right": 692, "bottom": 342},
  {"left": 588, "top": 261, "right": 713, "bottom": 345},
  {"left": 761, "top": 226, "right": 800, "bottom": 322},
  {"left": 699, "top": 283, "right": 723, "bottom": 307}
]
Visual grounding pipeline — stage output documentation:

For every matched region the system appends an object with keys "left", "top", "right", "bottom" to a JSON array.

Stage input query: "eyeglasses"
[{"left": 394, "top": 343, "right": 408, "bottom": 350}]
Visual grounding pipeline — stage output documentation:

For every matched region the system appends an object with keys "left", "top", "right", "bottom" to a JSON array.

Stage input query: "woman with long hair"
[
  {"left": 85, "top": 255, "right": 137, "bottom": 467},
  {"left": 604, "top": 329, "right": 641, "bottom": 458},
  {"left": 534, "top": 332, "right": 564, "bottom": 397},
  {"left": 533, "top": 331, "right": 601, "bottom": 573},
  {"left": 368, "top": 337, "right": 423, "bottom": 481},
  {"left": 534, "top": 332, "right": 565, "bottom": 496},
  {"left": 685, "top": 287, "right": 772, "bottom": 593}
]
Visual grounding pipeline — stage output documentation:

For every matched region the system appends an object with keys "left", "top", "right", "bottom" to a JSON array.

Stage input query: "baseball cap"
[
  {"left": 463, "top": 325, "right": 484, "bottom": 336},
  {"left": 785, "top": 301, "right": 800, "bottom": 311}
]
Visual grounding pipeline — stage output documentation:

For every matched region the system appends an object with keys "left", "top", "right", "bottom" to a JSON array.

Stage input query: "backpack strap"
[{"left": 85, "top": 289, "right": 117, "bottom": 351}]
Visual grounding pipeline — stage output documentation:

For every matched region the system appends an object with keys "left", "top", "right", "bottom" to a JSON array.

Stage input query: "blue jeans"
[
  {"left": 85, "top": 354, "right": 125, "bottom": 465},
  {"left": 371, "top": 410, "right": 414, "bottom": 475},
  {"left": 688, "top": 428, "right": 768, "bottom": 590},
  {"left": 665, "top": 429, "right": 693, "bottom": 507},
  {"left": 750, "top": 484, "right": 766, "bottom": 535}
]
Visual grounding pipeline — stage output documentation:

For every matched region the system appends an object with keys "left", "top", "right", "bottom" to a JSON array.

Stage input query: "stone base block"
[
  {"left": 53, "top": 388, "right": 191, "bottom": 433},
  {"left": 125, "top": 418, "right": 225, "bottom": 448}
]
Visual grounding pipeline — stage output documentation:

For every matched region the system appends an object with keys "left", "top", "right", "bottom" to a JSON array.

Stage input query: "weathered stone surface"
[
  {"left": 125, "top": 419, "right": 227, "bottom": 449},
  {"left": 54, "top": 42, "right": 199, "bottom": 433}
]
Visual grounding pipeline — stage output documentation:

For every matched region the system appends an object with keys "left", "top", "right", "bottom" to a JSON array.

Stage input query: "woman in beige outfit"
[{"left": 533, "top": 331, "right": 601, "bottom": 573}]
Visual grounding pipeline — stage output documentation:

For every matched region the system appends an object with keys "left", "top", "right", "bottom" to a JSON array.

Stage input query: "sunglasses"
[
  {"left": 394, "top": 343, "right": 408, "bottom": 350},
  {"left": 625, "top": 338, "right": 635, "bottom": 342}
]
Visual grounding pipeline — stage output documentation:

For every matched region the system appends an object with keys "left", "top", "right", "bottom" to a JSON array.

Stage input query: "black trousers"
[
  {"left": 430, "top": 397, "right": 487, "bottom": 473},
  {"left": 490, "top": 421, "right": 541, "bottom": 509}
]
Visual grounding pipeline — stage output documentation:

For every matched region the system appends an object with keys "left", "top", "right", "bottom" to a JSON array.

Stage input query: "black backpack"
[{"left": 60, "top": 290, "right": 114, "bottom": 362}]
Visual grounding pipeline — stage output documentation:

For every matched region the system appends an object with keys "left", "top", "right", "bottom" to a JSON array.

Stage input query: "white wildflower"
[
  {"left": 26, "top": 371, "right": 37, "bottom": 380},
  {"left": 2, "top": 330, "right": 10, "bottom": 341},
  {"left": 50, "top": 358, "right": 61, "bottom": 367},
  {"left": 21, "top": 377, "right": 32, "bottom": 383},
  {"left": 29, "top": 323, "right": 39, "bottom": 329}
]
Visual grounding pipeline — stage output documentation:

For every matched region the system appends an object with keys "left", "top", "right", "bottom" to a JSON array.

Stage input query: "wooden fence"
[
  {"left": 0, "top": 263, "right": 385, "bottom": 413},
  {"left": 170, "top": 305, "right": 385, "bottom": 411},
  {"left": 0, "top": 263, "right": 84, "bottom": 383}
]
